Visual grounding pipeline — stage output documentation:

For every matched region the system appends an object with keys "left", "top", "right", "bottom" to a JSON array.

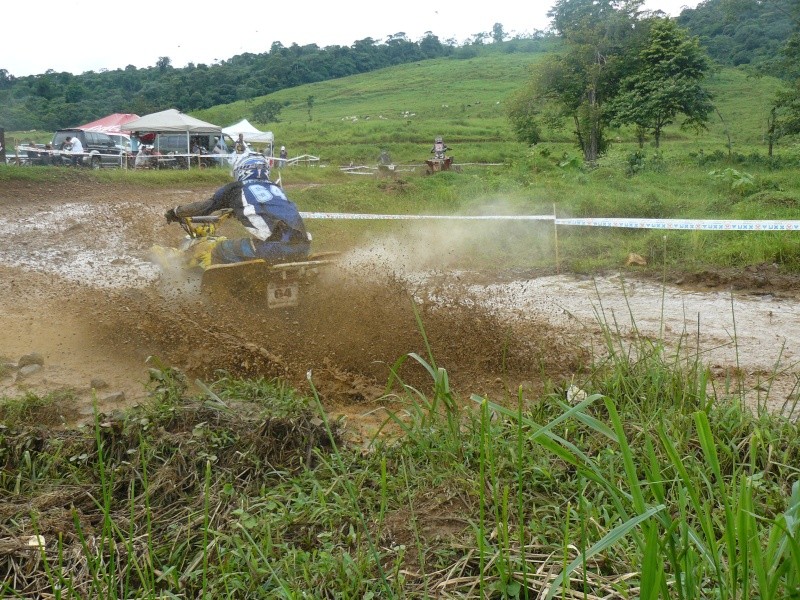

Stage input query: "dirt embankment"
[{"left": 1, "top": 178, "right": 798, "bottom": 429}]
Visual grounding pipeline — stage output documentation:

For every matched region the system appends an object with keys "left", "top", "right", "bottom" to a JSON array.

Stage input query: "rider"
[
  {"left": 164, "top": 153, "right": 311, "bottom": 266},
  {"left": 431, "top": 136, "right": 449, "bottom": 159}
]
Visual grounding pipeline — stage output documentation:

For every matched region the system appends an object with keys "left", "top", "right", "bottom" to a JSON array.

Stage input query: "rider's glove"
[{"left": 165, "top": 208, "right": 179, "bottom": 223}]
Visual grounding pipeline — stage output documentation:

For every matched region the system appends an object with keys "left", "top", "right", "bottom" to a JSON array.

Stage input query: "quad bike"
[
  {"left": 424, "top": 137, "right": 456, "bottom": 174},
  {"left": 153, "top": 208, "right": 338, "bottom": 309},
  {"left": 425, "top": 155, "right": 454, "bottom": 174}
]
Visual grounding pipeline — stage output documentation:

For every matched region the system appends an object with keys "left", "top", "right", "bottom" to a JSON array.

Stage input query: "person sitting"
[{"left": 164, "top": 153, "right": 311, "bottom": 266}]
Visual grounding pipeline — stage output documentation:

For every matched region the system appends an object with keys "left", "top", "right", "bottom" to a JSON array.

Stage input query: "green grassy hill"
[
  {"left": 194, "top": 50, "right": 788, "bottom": 165},
  {"left": 5, "top": 48, "right": 799, "bottom": 275},
  {"left": 195, "top": 51, "right": 540, "bottom": 165}
]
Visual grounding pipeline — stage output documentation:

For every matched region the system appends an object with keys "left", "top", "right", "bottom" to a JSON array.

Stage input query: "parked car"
[{"left": 51, "top": 129, "right": 123, "bottom": 168}]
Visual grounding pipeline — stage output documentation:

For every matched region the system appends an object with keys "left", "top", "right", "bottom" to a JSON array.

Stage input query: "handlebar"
[
  {"left": 177, "top": 208, "right": 234, "bottom": 238},
  {"left": 188, "top": 214, "right": 225, "bottom": 224}
]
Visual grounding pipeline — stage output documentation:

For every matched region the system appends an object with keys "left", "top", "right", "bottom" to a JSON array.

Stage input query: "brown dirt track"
[
  {"left": 2, "top": 177, "right": 799, "bottom": 433},
  {"left": 0, "top": 177, "right": 588, "bottom": 435}
]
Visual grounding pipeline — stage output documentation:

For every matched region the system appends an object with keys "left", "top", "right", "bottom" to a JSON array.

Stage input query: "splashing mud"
[{"left": 1, "top": 180, "right": 798, "bottom": 430}]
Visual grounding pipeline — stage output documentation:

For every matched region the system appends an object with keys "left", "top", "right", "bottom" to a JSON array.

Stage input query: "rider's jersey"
[
  {"left": 175, "top": 180, "right": 310, "bottom": 244},
  {"left": 235, "top": 180, "right": 309, "bottom": 242}
]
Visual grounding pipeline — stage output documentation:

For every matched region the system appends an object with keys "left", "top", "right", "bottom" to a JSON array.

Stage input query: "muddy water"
[{"left": 476, "top": 273, "right": 800, "bottom": 412}]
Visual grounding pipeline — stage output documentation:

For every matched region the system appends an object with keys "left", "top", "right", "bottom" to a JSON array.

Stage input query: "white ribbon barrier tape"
[
  {"left": 554, "top": 218, "right": 800, "bottom": 231},
  {"left": 300, "top": 212, "right": 555, "bottom": 221},
  {"left": 299, "top": 212, "right": 800, "bottom": 232}
]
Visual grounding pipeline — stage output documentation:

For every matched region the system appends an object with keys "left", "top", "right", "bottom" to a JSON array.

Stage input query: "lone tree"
[
  {"left": 607, "top": 19, "right": 714, "bottom": 148},
  {"left": 507, "top": 0, "right": 647, "bottom": 164},
  {"left": 156, "top": 56, "right": 172, "bottom": 72},
  {"left": 491, "top": 23, "right": 506, "bottom": 43},
  {"left": 306, "top": 95, "right": 315, "bottom": 121},
  {"left": 251, "top": 100, "right": 283, "bottom": 124}
]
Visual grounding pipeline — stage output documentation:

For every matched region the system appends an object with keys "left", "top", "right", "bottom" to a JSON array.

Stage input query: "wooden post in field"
[{"left": 553, "top": 204, "right": 560, "bottom": 274}]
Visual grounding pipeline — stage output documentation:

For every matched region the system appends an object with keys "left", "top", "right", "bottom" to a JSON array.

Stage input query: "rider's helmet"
[{"left": 232, "top": 152, "right": 270, "bottom": 182}]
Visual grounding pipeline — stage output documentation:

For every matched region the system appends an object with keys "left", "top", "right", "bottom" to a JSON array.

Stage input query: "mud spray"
[{"left": 95, "top": 215, "right": 583, "bottom": 411}]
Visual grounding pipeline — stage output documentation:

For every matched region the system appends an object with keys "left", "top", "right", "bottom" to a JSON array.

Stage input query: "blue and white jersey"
[{"left": 236, "top": 180, "right": 310, "bottom": 242}]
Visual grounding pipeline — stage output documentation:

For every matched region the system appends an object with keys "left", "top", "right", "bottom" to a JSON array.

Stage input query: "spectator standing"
[
  {"left": 279, "top": 145, "right": 288, "bottom": 168},
  {"left": 431, "top": 136, "right": 448, "bottom": 159},
  {"left": 234, "top": 133, "right": 248, "bottom": 154},
  {"left": 68, "top": 136, "right": 84, "bottom": 167}
]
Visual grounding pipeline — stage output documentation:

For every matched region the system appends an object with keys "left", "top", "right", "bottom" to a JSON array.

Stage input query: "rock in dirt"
[
  {"left": 16, "top": 364, "right": 43, "bottom": 380},
  {"left": 78, "top": 404, "right": 97, "bottom": 417},
  {"left": 101, "top": 391, "right": 126, "bottom": 404},
  {"left": 90, "top": 378, "right": 109, "bottom": 390},
  {"left": 626, "top": 253, "right": 647, "bottom": 266},
  {"left": 18, "top": 352, "right": 44, "bottom": 367}
]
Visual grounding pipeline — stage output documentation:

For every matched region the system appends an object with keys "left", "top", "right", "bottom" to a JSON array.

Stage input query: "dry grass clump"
[{"left": 0, "top": 367, "right": 339, "bottom": 597}]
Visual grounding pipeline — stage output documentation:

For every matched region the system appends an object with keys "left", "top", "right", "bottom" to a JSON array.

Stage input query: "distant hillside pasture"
[
  {"left": 196, "top": 53, "right": 546, "bottom": 165},
  {"left": 194, "top": 52, "right": 792, "bottom": 166}
]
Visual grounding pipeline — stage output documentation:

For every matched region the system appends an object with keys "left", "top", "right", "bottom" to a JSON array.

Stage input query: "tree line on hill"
[
  {"left": 0, "top": 29, "right": 548, "bottom": 133},
  {"left": 677, "top": 0, "right": 796, "bottom": 77}
]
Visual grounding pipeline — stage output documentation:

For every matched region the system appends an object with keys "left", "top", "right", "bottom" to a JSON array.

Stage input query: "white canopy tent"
[
  {"left": 122, "top": 109, "right": 222, "bottom": 162},
  {"left": 222, "top": 119, "right": 274, "bottom": 149},
  {"left": 122, "top": 109, "right": 222, "bottom": 134}
]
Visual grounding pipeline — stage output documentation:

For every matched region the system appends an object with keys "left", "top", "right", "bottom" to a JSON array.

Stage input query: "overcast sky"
[{"left": 4, "top": 0, "right": 700, "bottom": 77}]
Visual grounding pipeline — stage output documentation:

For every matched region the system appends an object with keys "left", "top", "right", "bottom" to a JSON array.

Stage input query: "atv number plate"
[{"left": 268, "top": 281, "right": 299, "bottom": 309}]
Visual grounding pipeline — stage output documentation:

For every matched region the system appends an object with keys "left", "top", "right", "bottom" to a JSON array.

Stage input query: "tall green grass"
[{"left": 2, "top": 291, "right": 799, "bottom": 597}]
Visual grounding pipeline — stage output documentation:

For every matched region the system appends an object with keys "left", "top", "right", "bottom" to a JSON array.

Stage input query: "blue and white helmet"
[{"left": 232, "top": 152, "right": 270, "bottom": 182}]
